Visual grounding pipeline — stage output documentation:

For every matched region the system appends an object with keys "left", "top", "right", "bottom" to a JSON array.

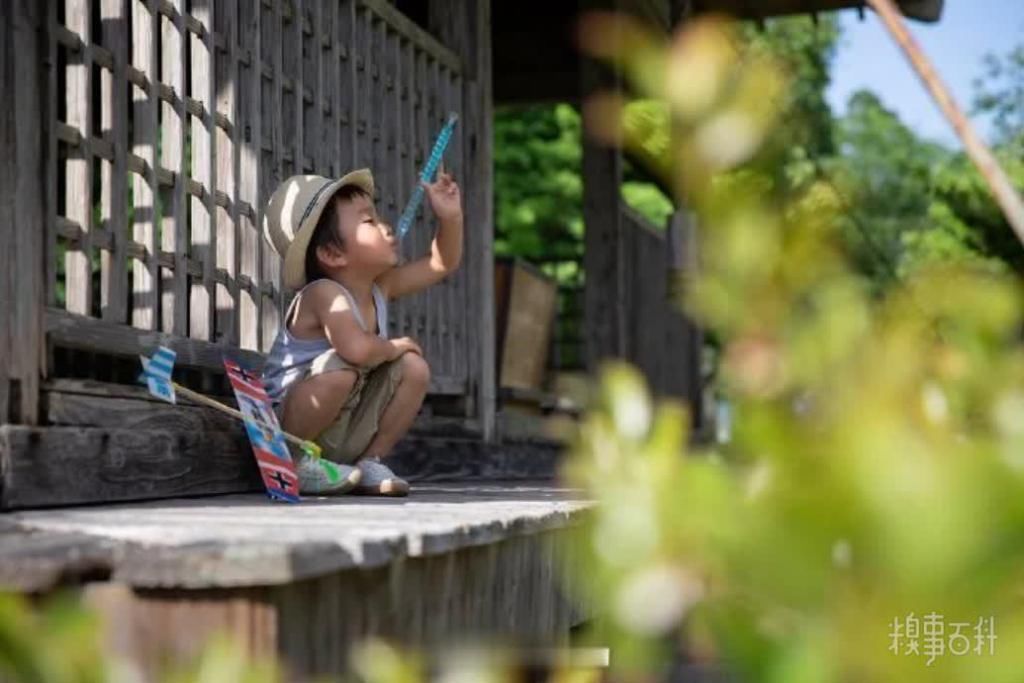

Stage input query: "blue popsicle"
[{"left": 397, "top": 112, "right": 459, "bottom": 239}]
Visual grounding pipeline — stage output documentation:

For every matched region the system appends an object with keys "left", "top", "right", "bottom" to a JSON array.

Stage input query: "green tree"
[
  {"left": 493, "top": 103, "right": 584, "bottom": 264},
  {"left": 974, "top": 41, "right": 1024, "bottom": 150},
  {"left": 826, "top": 90, "right": 959, "bottom": 284}
]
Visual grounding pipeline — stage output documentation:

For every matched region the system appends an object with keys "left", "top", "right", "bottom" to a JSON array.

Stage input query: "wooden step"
[{"left": 2, "top": 379, "right": 566, "bottom": 509}]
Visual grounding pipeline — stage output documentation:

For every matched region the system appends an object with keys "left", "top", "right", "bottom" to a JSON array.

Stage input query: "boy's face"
[{"left": 333, "top": 193, "right": 398, "bottom": 272}]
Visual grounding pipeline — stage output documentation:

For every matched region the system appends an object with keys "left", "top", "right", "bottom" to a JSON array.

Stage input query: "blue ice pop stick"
[{"left": 397, "top": 113, "right": 459, "bottom": 239}]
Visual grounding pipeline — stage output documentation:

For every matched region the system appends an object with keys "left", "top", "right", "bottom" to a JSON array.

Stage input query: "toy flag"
[
  {"left": 396, "top": 112, "right": 459, "bottom": 239},
  {"left": 139, "top": 346, "right": 177, "bottom": 404},
  {"left": 223, "top": 358, "right": 300, "bottom": 503}
]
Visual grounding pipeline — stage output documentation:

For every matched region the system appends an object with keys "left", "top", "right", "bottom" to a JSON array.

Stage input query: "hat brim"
[{"left": 282, "top": 169, "right": 375, "bottom": 291}]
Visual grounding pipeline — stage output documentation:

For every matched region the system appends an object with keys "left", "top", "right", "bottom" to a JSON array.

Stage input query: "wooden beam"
[
  {"left": 362, "top": 0, "right": 461, "bottom": 74},
  {"left": 1, "top": 0, "right": 47, "bottom": 424},
  {"left": 689, "top": 0, "right": 943, "bottom": 22},
  {"left": 46, "top": 308, "right": 267, "bottom": 373},
  {"left": 429, "top": 0, "right": 497, "bottom": 441},
  {"left": 580, "top": 0, "right": 629, "bottom": 367}
]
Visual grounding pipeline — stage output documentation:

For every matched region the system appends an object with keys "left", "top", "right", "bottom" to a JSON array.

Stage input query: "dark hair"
[{"left": 304, "top": 184, "right": 371, "bottom": 283}]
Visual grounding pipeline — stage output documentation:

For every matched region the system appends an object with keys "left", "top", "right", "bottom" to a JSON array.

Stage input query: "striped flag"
[
  {"left": 224, "top": 357, "right": 300, "bottom": 503},
  {"left": 139, "top": 346, "right": 177, "bottom": 404}
]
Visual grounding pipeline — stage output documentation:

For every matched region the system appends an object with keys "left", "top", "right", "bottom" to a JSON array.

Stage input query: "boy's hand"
[
  {"left": 389, "top": 336, "right": 423, "bottom": 360},
  {"left": 422, "top": 163, "right": 462, "bottom": 223}
]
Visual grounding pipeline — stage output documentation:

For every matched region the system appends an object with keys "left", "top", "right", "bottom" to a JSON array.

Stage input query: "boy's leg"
[
  {"left": 362, "top": 352, "right": 430, "bottom": 459},
  {"left": 280, "top": 366, "right": 357, "bottom": 440},
  {"left": 278, "top": 364, "right": 363, "bottom": 495},
  {"left": 314, "top": 352, "right": 428, "bottom": 495}
]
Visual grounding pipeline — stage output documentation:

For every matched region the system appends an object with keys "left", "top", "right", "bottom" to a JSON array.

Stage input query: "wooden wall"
[
  {"left": 37, "top": 0, "right": 480, "bottom": 402},
  {"left": 83, "top": 529, "right": 581, "bottom": 680}
]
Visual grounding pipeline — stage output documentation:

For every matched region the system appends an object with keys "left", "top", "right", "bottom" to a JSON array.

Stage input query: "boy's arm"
[
  {"left": 309, "top": 284, "right": 397, "bottom": 367},
  {"left": 378, "top": 170, "right": 463, "bottom": 300}
]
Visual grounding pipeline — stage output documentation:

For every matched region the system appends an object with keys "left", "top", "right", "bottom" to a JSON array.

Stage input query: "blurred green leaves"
[{"left": 566, "top": 11, "right": 1024, "bottom": 682}]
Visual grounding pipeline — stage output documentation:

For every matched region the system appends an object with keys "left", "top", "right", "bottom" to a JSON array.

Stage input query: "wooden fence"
[
  {"left": 38, "top": 0, "right": 475, "bottom": 400},
  {"left": 620, "top": 206, "right": 702, "bottom": 410}
]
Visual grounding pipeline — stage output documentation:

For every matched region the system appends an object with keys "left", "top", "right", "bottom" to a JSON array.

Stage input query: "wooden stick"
[
  {"left": 865, "top": 0, "right": 1024, "bottom": 247},
  {"left": 172, "top": 382, "right": 322, "bottom": 457}
]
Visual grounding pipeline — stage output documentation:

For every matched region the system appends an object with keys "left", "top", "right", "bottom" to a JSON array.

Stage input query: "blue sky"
[{"left": 826, "top": 1, "right": 1024, "bottom": 148}]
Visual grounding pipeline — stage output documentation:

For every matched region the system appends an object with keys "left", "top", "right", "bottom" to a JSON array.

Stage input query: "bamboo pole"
[
  {"left": 173, "top": 382, "right": 322, "bottom": 457},
  {"left": 865, "top": 0, "right": 1024, "bottom": 247}
]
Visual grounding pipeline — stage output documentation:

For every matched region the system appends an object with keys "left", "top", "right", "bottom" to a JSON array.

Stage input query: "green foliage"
[
  {"left": 494, "top": 103, "right": 585, "bottom": 264},
  {"left": 826, "top": 90, "right": 956, "bottom": 286},
  {"left": 0, "top": 592, "right": 107, "bottom": 683},
  {"left": 823, "top": 45, "right": 1024, "bottom": 285},
  {"left": 0, "top": 591, "right": 281, "bottom": 683},
  {"left": 568, "top": 13, "right": 1024, "bottom": 681},
  {"left": 974, "top": 42, "right": 1024, "bottom": 150},
  {"left": 742, "top": 15, "right": 840, "bottom": 174}
]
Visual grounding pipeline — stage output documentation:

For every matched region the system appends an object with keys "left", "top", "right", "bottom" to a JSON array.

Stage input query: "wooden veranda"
[
  {"left": 0, "top": 0, "right": 946, "bottom": 507},
  {"left": 1, "top": 0, "right": 497, "bottom": 508}
]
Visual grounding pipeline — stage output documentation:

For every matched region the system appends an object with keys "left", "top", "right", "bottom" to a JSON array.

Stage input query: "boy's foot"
[
  {"left": 353, "top": 456, "right": 410, "bottom": 497},
  {"left": 296, "top": 453, "right": 361, "bottom": 495}
]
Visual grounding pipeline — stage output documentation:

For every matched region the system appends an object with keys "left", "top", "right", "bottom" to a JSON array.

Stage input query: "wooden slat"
[
  {"left": 132, "top": 0, "right": 159, "bottom": 330},
  {"left": 100, "top": 0, "right": 129, "bottom": 325},
  {"left": 238, "top": 0, "right": 261, "bottom": 351},
  {"left": 189, "top": 2, "right": 216, "bottom": 341},
  {"left": 46, "top": 308, "right": 266, "bottom": 373},
  {"left": 45, "top": 4, "right": 59, "bottom": 310},
  {"left": 305, "top": 0, "right": 322, "bottom": 173},
  {"left": 283, "top": 0, "right": 302, "bottom": 178},
  {"left": 215, "top": 0, "right": 240, "bottom": 346},
  {"left": 322, "top": 0, "right": 339, "bottom": 177},
  {"left": 368, "top": 12, "right": 383, "bottom": 193},
  {"left": 429, "top": 56, "right": 447, "bottom": 376},
  {"left": 439, "top": 64, "right": 457, "bottom": 378},
  {"left": 355, "top": 5, "right": 370, "bottom": 168},
  {"left": 64, "top": 0, "right": 93, "bottom": 316},
  {"left": 341, "top": 0, "right": 358, "bottom": 168},
  {"left": 392, "top": 36, "right": 414, "bottom": 340},
  {"left": 358, "top": 0, "right": 461, "bottom": 75},
  {"left": 381, "top": 26, "right": 398, "bottom": 215},
  {"left": 430, "top": 0, "right": 496, "bottom": 435},
  {"left": 451, "top": 65, "right": 468, "bottom": 383},
  {"left": 160, "top": 0, "right": 188, "bottom": 335},
  {"left": 261, "top": 0, "right": 285, "bottom": 351},
  {"left": 413, "top": 49, "right": 431, "bottom": 359}
]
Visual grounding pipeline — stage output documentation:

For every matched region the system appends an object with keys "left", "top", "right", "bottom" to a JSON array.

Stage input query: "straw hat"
[{"left": 263, "top": 169, "right": 375, "bottom": 291}]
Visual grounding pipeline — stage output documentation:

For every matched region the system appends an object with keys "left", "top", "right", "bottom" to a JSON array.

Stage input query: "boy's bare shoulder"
[{"left": 301, "top": 279, "right": 352, "bottom": 317}]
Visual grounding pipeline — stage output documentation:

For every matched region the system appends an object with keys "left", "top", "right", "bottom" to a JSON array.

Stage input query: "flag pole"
[{"left": 173, "top": 382, "right": 322, "bottom": 457}]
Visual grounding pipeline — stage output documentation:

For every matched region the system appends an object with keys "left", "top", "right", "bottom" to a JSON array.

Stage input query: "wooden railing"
[
  {"left": 43, "top": 0, "right": 473, "bottom": 396},
  {"left": 620, "top": 206, "right": 704, "bottom": 415}
]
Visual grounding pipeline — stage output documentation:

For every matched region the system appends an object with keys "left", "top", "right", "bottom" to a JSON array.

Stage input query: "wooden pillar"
[
  {"left": 428, "top": 0, "right": 496, "bottom": 441},
  {"left": 0, "top": 0, "right": 47, "bottom": 425},
  {"left": 580, "top": 0, "right": 628, "bottom": 370}
]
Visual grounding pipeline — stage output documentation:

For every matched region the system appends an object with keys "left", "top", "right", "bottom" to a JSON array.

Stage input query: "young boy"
[{"left": 262, "top": 167, "right": 462, "bottom": 497}]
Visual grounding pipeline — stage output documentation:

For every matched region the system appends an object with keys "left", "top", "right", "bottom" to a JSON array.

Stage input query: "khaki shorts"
[{"left": 278, "top": 349, "right": 404, "bottom": 464}]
